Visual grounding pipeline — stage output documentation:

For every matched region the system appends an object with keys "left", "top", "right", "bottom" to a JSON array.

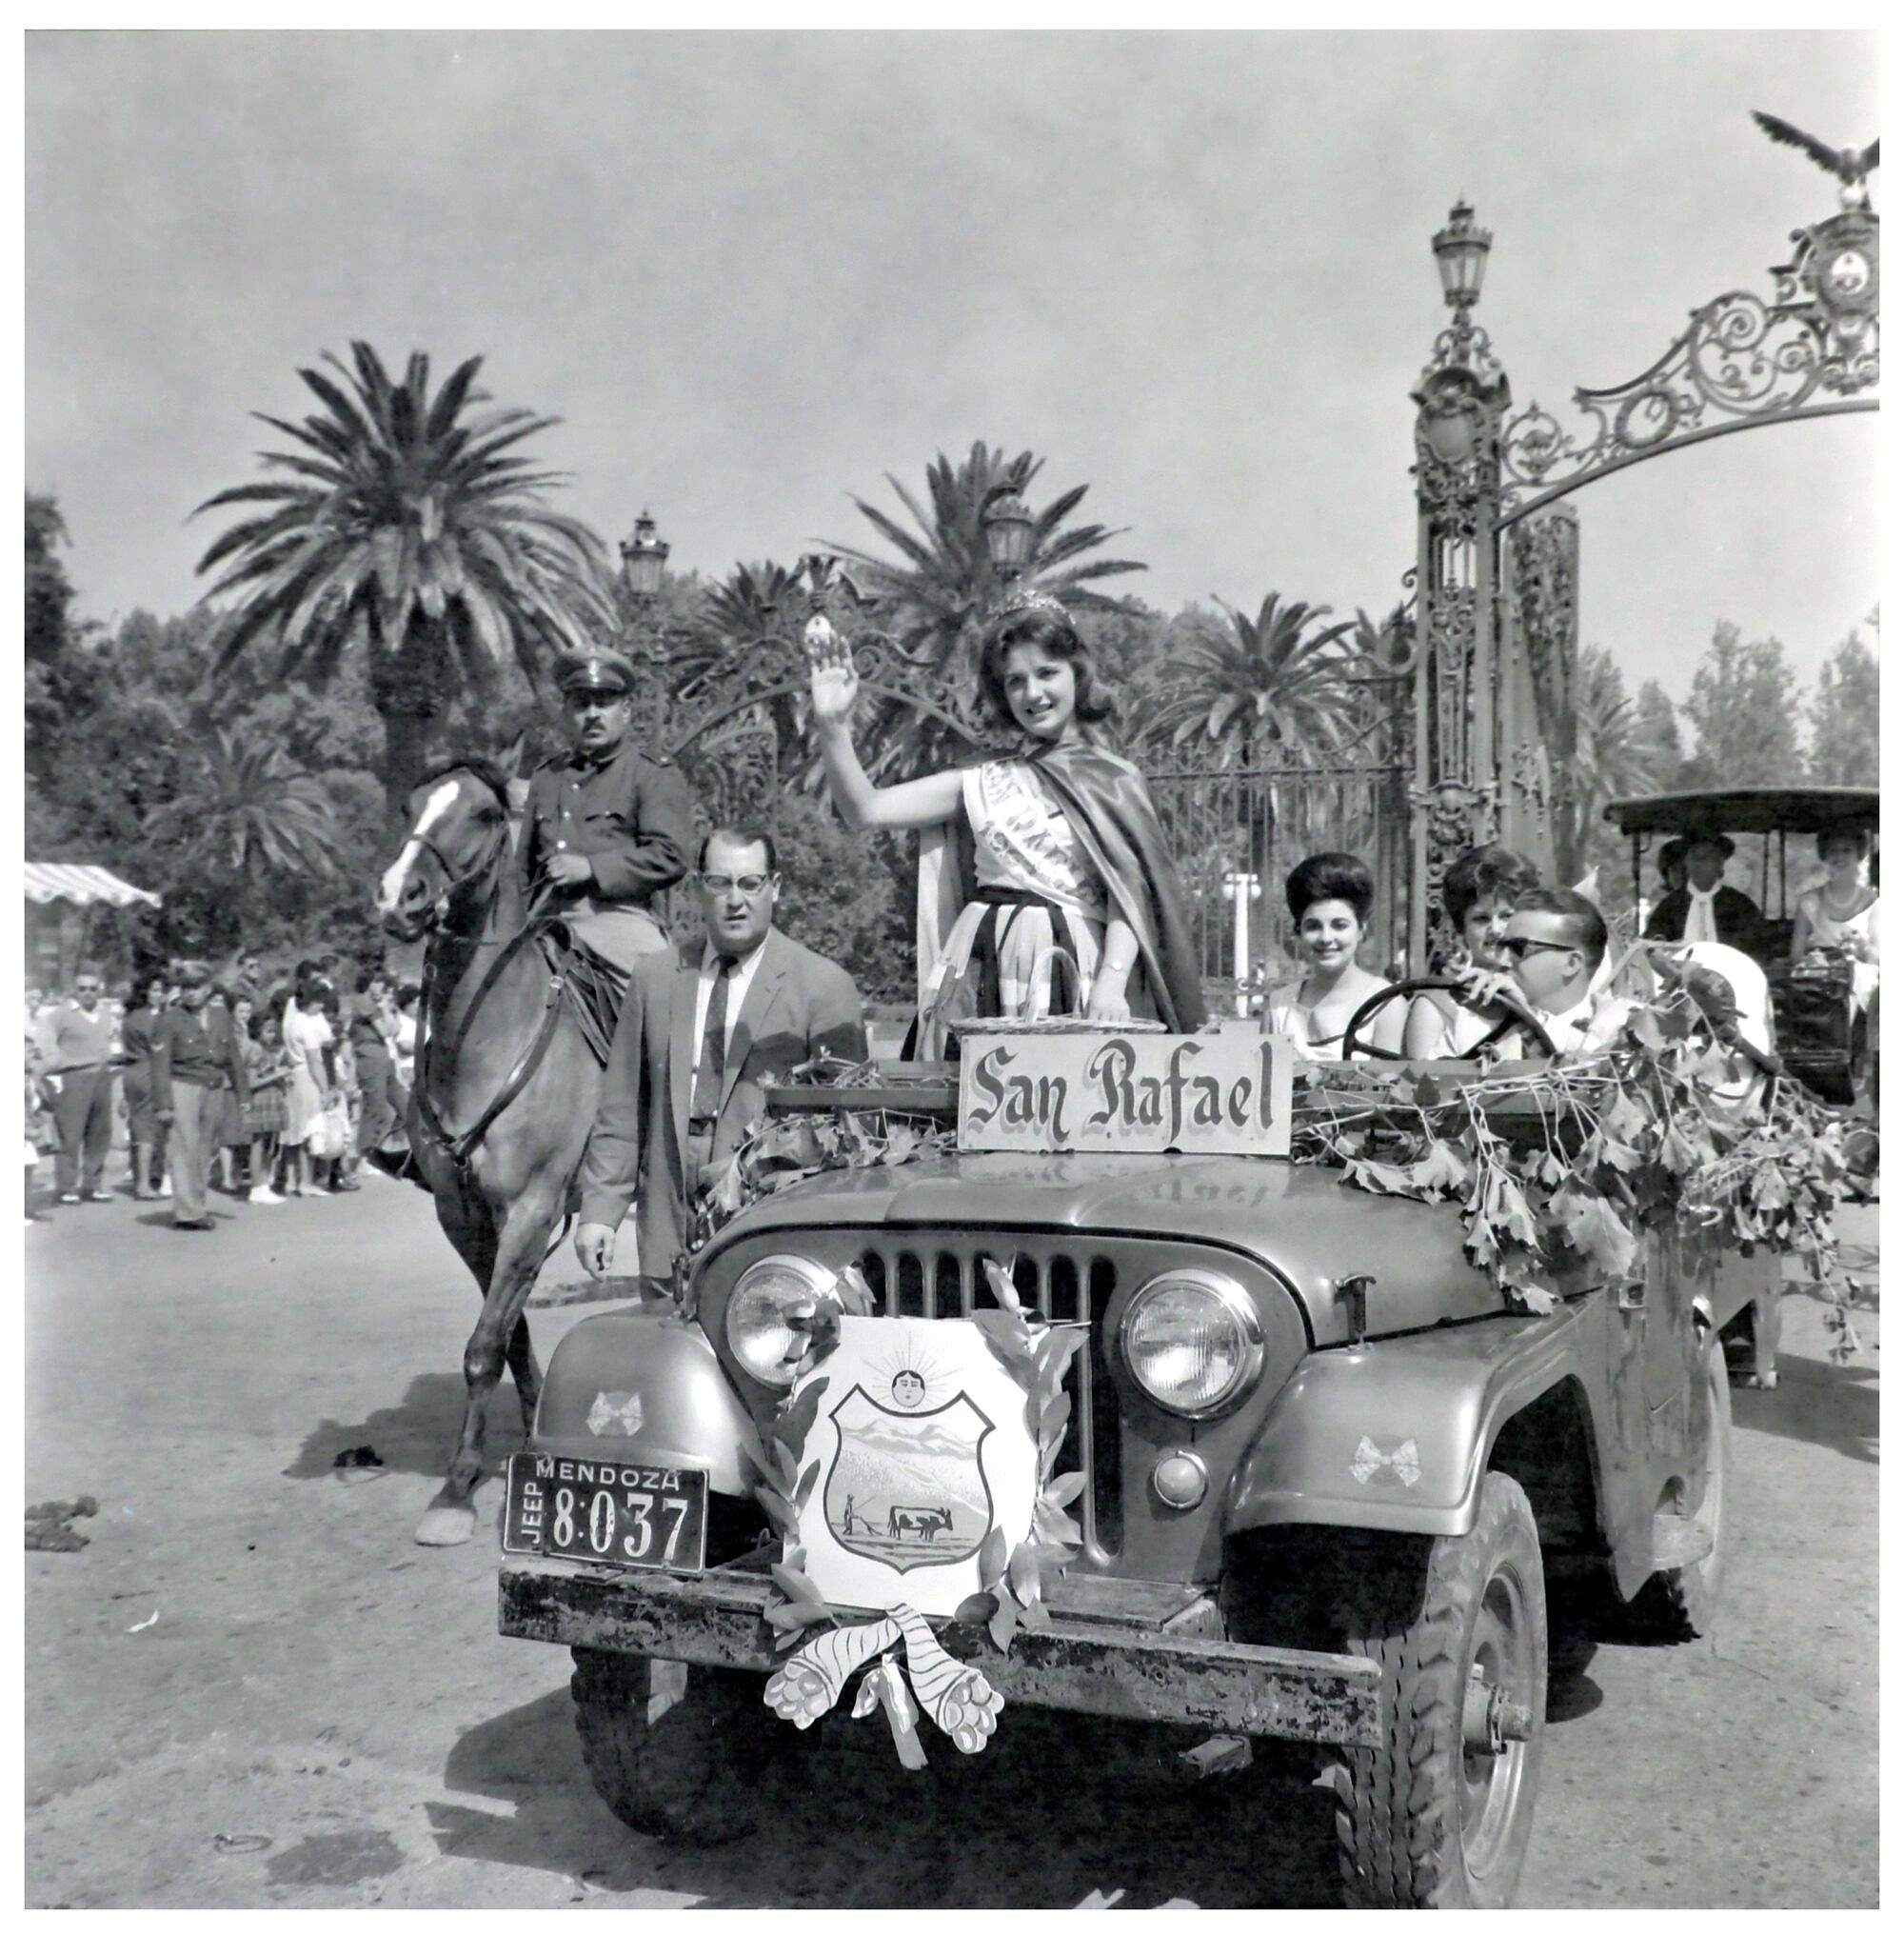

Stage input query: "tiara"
[{"left": 988, "top": 585, "right": 1074, "bottom": 627}]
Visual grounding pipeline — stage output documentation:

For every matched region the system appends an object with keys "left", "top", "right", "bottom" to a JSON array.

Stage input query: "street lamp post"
[
  {"left": 982, "top": 488, "right": 1035, "bottom": 588},
  {"left": 619, "top": 509, "right": 671, "bottom": 753},
  {"left": 1408, "top": 201, "right": 1513, "bottom": 968}
]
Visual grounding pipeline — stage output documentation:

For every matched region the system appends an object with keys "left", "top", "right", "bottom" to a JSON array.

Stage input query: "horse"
[{"left": 378, "top": 757, "right": 611, "bottom": 1547}]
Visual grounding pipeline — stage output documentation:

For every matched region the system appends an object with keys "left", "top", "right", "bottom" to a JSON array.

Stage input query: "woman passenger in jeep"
[
  {"left": 1403, "top": 844, "right": 1541, "bottom": 1058},
  {"left": 1264, "top": 850, "right": 1405, "bottom": 1058}
]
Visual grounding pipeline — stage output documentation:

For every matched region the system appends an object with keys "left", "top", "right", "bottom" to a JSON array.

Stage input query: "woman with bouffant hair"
[
  {"left": 1264, "top": 849, "right": 1403, "bottom": 1059},
  {"left": 809, "top": 591, "right": 1204, "bottom": 1053}
]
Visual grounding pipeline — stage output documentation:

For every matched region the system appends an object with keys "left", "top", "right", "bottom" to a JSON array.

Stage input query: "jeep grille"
[{"left": 850, "top": 1239, "right": 1122, "bottom": 1565}]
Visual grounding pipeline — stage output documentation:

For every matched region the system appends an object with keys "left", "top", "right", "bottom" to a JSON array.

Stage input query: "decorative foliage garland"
[
  {"left": 1281, "top": 989, "right": 1857, "bottom": 1357},
  {"left": 744, "top": 1257, "right": 1087, "bottom": 1767}
]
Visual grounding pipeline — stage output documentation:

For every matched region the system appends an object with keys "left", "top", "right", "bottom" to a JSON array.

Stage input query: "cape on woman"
[{"left": 914, "top": 738, "right": 1207, "bottom": 1051}]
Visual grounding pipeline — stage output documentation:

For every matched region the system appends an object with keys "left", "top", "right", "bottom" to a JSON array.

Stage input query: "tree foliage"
[
  {"left": 1679, "top": 622, "right": 1804, "bottom": 789},
  {"left": 1807, "top": 617, "right": 1879, "bottom": 787},
  {"left": 1149, "top": 593, "right": 1361, "bottom": 764},
  {"left": 825, "top": 444, "right": 1146, "bottom": 779},
  {"left": 191, "top": 341, "right": 616, "bottom": 828}
]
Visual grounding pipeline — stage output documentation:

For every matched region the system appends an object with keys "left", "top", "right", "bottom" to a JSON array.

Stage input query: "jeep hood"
[{"left": 721, "top": 1151, "right": 1513, "bottom": 1345}]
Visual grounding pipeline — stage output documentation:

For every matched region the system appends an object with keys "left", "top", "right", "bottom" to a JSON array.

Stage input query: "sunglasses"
[
  {"left": 1499, "top": 936, "right": 1577, "bottom": 963},
  {"left": 699, "top": 873, "right": 775, "bottom": 896}
]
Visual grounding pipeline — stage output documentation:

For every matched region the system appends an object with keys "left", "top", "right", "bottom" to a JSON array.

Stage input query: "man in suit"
[
  {"left": 1643, "top": 834, "right": 1763, "bottom": 954},
  {"left": 574, "top": 825, "right": 868, "bottom": 1287}
]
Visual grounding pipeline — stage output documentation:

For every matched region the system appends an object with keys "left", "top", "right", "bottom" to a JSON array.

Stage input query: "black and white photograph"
[{"left": 22, "top": 25, "right": 1879, "bottom": 1909}]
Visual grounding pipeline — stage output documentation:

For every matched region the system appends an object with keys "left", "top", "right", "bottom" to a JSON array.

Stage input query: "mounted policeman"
[
  {"left": 521, "top": 645, "right": 695, "bottom": 1004},
  {"left": 382, "top": 641, "right": 696, "bottom": 1549}
]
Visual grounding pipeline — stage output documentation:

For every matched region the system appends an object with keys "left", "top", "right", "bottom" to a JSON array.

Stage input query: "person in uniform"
[{"left": 520, "top": 646, "right": 694, "bottom": 994}]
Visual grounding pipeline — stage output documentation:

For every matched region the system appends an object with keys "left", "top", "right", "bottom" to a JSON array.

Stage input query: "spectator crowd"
[{"left": 26, "top": 950, "right": 422, "bottom": 1230}]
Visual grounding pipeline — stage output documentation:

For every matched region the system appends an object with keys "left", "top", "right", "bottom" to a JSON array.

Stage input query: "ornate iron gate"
[{"left": 1409, "top": 148, "right": 1878, "bottom": 964}]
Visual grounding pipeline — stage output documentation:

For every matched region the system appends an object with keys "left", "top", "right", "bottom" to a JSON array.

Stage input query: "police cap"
[{"left": 555, "top": 647, "right": 639, "bottom": 698}]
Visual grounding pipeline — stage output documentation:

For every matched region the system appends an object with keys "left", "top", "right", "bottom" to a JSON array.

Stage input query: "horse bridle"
[{"left": 406, "top": 772, "right": 569, "bottom": 1176}]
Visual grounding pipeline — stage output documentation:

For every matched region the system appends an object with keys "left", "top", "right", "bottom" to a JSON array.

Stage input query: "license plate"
[{"left": 500, "top": 1453, "right": 708, "bottom": 1573}]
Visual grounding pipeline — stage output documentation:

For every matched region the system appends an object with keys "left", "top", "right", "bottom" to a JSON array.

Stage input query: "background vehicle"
[
  {"left": 497, "top": 1014, "right": 1781, "bottom": 1907},
  {"left": 1604, "top": 786, "right": 1878, "bottom": 1106}
]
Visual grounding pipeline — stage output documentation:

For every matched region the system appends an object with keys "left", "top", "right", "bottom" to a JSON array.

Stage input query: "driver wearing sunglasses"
[{"left": 1464, "top": 887, "right": 1633, "bottom": 1061}]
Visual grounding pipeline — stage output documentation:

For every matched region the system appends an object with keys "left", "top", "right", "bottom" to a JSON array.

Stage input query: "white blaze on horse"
[{"left": 382, "top": 757, "right": 617, "bottom": 1547}]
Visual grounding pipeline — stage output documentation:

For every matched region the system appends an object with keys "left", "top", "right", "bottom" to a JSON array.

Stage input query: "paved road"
[{"left": 24, "top": 1178, "right": 1878, "bottom": 1907}]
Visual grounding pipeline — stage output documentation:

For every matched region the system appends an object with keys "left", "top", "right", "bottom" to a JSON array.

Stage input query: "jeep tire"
[
  {"left": 1325, "top": 1471, "right": 1547, "bottom": 1908},
  {"left": 570, "top": 1647, "right": 764, "bottom": 1844}
]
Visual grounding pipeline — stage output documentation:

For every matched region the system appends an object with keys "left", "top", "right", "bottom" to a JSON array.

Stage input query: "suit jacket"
[
  {"left": 1644, "top": 885, "right": 1763, "bottom": 953},
  {"left": 579, "top": 927, "right": 868, "bottom": 1280}
]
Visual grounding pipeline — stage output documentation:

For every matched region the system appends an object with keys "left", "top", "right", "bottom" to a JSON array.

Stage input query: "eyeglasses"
[
  {"left": 1499, "top": 936, "right": 1576, "bottom": 963},
  {"left": 699, "top": 873, "right": 775, "bottom": 896},
  {"left": 74, "top": 983, "right": 103, "bottom": 994}
]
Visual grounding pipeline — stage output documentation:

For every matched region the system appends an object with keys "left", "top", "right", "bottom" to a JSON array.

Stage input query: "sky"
[{"left": 25, "top": 30, "right": 1880, "bottom": 705}]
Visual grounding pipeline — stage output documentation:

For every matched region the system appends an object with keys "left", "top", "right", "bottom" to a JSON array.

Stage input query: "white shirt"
[
  {"left": 1532, "top": 990, "right": 1633, "bottom": 1058},
  {"left": 1683, "top": 884, "right": 1720, "bottom": 944},
  {"left": 689, "top": 939, "right": 769, "bottom": 1088}
]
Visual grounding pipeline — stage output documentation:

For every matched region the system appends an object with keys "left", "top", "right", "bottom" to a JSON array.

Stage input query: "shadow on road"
[
  {"left": 281, "top": 1372, "right": 526, "bottom": 1482},
  {"left": 1733, "top": 1357, "right": 1878, "bottom": 1466},
  {"left": 433, "top": 1686, "right": 1344, "bottom": 1906}
]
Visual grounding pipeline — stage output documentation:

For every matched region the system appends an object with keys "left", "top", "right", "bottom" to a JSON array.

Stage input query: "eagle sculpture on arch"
[{"left": 1753, "top": 110, "right": 1879, "bottom": 209}]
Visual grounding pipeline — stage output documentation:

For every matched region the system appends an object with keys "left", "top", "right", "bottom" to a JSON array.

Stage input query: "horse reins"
[{"left": 407, "top": 791, "right": 573, "bottom": 1179}]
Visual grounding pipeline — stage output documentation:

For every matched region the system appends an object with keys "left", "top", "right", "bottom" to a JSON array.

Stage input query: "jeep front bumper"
[{"left": 499, "top": 1555, "right": 1380, "bottom": 1748}]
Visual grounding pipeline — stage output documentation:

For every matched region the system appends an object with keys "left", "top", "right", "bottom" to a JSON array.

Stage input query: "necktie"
[
  {"left": 691, "top": 957, "right": 738, "bottom": 1122},
  {"left": 1685, "top": 887, "right": 1718, "bottom": 944}
]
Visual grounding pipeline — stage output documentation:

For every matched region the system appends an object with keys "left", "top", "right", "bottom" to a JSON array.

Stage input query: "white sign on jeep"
[{"left": 957, "top": 1029, "right": 1295, "bottom": 1157}]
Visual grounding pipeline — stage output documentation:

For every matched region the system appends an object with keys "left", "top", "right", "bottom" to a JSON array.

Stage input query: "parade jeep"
[{"left": 497, "top": 1021, "right": 1781, "bottom": 1910}]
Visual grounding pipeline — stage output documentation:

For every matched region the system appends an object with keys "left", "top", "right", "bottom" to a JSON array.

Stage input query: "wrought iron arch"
[{"left": 1496, "top": 208, "right": 1879, "bottom": 532}]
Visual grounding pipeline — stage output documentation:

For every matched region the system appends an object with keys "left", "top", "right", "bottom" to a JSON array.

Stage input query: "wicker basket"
[{"left": 947, "top": 1014, "right": 1166, "bottom": 1037}]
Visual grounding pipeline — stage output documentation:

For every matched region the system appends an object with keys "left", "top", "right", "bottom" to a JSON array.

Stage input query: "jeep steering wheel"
[{"left": 1339, "top": 977, "right": 1557, "bottom": 1063}]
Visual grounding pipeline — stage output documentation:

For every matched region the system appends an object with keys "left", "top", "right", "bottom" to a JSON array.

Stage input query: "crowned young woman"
[{"left": 807, "top": 591, "right": 1207, "bottom": 1055}]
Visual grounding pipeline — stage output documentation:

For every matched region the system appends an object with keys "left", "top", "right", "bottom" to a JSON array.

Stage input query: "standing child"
[{"left": 243, "top": 1012, "right": 290, "bottom": 1203}]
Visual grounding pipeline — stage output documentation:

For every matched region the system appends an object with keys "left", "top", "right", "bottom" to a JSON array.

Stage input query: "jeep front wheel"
[
  {"left": 570, "top": 1647, "right": 765, "bottom": 1844},
  {"left": 1326, "top": 1471, "right": 1548, "bottom": 1908}
]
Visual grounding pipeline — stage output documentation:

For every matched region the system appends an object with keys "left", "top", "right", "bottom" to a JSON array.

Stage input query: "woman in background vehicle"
[
  {"left": 1404, "top": 846, "right": 1542, "bottom": 1058},
  {"left": 1264, "top": 850, "right": 1404, "bottom": 1059}
]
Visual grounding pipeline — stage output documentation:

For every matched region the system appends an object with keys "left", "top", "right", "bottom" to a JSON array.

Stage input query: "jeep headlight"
[
  {"left": 1120, "top": 1269, "right": 1264, "bottom": 1418},
  {"left": 725, "top": 1255, "right": 837, "bottom": 1387}
]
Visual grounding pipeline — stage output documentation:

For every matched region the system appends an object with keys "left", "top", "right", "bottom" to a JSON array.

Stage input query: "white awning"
[{"left": 25, "top": 863, "right": 163, "bottom": 909}]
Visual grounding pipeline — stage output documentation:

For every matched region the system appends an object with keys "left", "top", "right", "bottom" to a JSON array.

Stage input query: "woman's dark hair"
[
  {"left": 248, "top": 1011, "right": 272, "bottom": 1043},
  {"left": 354, "top": 959, "right": 387, "bottom": 994},
  {"left": 976, "top": 606, "right": 1117, "bottom": 732},
  {"left": 1817, "top": 826, "right": 1872, "bottom": 860},
  {"left": 1285, "top": 850, "right": 1375, "bottom": 925},
  {"left": 396, "top": 982, "right": 422, "bottom": 1012},
  {"left": 1441, "top": 845, "right": 1541, "bottom": 928}
]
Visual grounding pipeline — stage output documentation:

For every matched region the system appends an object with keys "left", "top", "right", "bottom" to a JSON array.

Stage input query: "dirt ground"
[{"left": 23, "top": 1176, "right": 1879, "bottom": 1908}]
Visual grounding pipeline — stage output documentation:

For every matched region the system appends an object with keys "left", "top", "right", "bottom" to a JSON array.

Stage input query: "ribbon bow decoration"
[{"left": 1350, "top": 1436, "right": 1422, "bottom": 1487}]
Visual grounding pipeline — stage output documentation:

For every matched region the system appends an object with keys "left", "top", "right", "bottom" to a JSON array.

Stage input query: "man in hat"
[
  {"left": 520, "top": 646, "right": 693, "bottom": 993},
  {"left": 1644, "top": 834, "right": 1763, "bottom": 953},
  {"left": 149, "top": 961, "right": 248, "bottom": 1230}
]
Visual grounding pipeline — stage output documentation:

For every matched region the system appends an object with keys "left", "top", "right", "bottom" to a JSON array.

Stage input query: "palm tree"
[
  {"left": 191, "top": 342, "right": 616, "bottom": 834},
  {"left": 161, "top": 728, "right": 344, "bottom": 886},
  {"left": 1149, "top": 593, "right": 1362, "bottom": 766},
  {"left": 1568, "top": 647, "right": 1660, "bottom": 829},
  {"left": 825, "top": 444, "right": 1146, "bottom": 779}
]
